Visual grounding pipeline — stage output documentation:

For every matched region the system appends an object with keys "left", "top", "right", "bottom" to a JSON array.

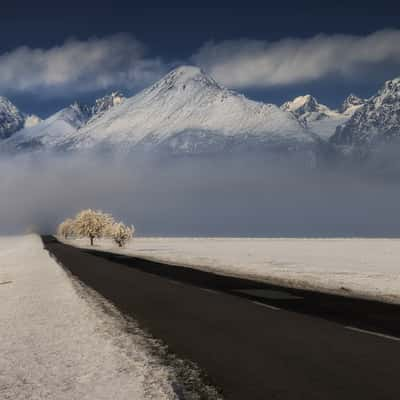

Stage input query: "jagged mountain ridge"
[
  {"left": 281, "top": 94, "right": 365, "bottom": 140},
  {"left": 4, "top": 92, "right": 125, "bottom": 150},
  {"left": 339, "top": 94, "right": 365, "bottom": 114},
  {"left": 88, "top": 91, "right": 125, "bottom": 123},
  {"left": 331, "top": 78, "right": 400, "bottom": 147}
]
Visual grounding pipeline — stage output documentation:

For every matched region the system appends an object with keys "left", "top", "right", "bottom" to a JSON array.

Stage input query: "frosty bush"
[
  {"left": 111, "top": 222, "right": 134, "bottom": 247},
  {"left": 73, "top": 209, "right": 114, "bottom": 246},
  {"left": 57, "top": 218, "right": 75, "bottom": 239}
]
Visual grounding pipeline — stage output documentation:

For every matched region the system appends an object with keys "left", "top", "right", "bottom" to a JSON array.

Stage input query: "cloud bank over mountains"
[
  {"left": 193, "top": 29, "right": 400, "bottom": 88},
  {"left": 0, "top": 34, "right": 166, "bottom": 96},
  {"left": 1, "top": 30, "right": 400, "bottom": 97}
]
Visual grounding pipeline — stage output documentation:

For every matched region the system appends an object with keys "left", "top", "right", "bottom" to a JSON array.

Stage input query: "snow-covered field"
[
  {"left": 68, "top": 237, "right": 400, "bottom": 304},
  {"left": 0, "top": 235, "right": 194, "bottom": 400}
]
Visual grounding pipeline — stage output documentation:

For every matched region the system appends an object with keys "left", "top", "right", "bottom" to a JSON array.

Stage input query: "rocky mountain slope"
[
  {"left": 0, "top": 97, "right": 40, "bottom": 139},
  {"left": 339, "top": 94, "right": 366, "bottom": 114},
  {"left": 331, "top": 78, "right": 400, "bottom": 147}
]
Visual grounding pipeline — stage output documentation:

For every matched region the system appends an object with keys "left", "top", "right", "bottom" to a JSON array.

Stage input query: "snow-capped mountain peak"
[
  {"left": 64, "top": 65, "right": 314, "bottom": 153},
  {"left": 280, "top": 91, "right": 367, "bottom": 141},
  {"left": 281, "top": 94, "right": 321, "bottom": 115},
  {"left": 374, "top": 77, "right": 400, "bottom": 107},
  {"left": 151, "top": 65, "right": 220, "bottom": 91},
  {"left": 140, "top": 65, "right": 224, "bottom": 105},
  {"left": 331, "top": 77, "right": 400, "bottom": 147},
  {"left": 280, "top": 95, "right": 350, "bottom": 139}
]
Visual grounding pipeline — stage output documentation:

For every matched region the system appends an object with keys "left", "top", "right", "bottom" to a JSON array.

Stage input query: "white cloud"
[
  {"left": 2, "top": 30, "right": 400, "bottom": 96},
  {"left": 0, "top": 34, "right": 166, "bottom": 95},
  {"left": 192, "top": 29, "right": 400, "bottom": 88}
]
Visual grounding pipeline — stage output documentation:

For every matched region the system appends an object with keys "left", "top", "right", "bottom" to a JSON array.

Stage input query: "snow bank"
[
  {"left": 0, "top": 234, "right": 180, "bottom": 400},
  {"left": 68, "top": 237, "right": 400, "bottom": 304}
]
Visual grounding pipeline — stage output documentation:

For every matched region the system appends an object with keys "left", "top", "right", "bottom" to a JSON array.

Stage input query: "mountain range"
[{"left": 1, "top": 66, "right": 399, "bottom": 162}]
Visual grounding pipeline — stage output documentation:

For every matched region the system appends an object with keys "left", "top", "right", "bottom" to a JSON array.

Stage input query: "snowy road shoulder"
[
  {"left": 0, "top": 235, "right": 181, "bottom": 400},
  {"left": 65, "top": 237, "right": 400, "bottom": 305}
]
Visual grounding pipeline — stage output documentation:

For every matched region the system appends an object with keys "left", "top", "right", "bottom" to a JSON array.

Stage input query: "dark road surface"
[{"left": 42, "top": 236, "right": 400, "bottom": 400}]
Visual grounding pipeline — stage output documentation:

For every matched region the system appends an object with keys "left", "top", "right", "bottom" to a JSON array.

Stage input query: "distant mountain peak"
[
  {"left": 0, "top": 97, "right": 26, "bottom": 139},
  {"left": 340, "top": 94, "right": 365, "bottom": 114},
  {"left": 382, "top": 76, "right": 400, "bottom": 90},
  {"left": 345, "top": 93, "right": 364, "bottom": 105},
  {"left": 146, "top": 65, "right": 222, "bottom": 96},
  {"left": 375, "top": 76, "right": 400, "bottom": 105},
  {"left": 59, "top": 91, "right": 126, "bottom": 127},
  {"left": 331, "top": 76, "right": 400, "bottom": 147},
  {"left": 281, "top": 95, "right": 320, "bottom": 115},
  {"left": 0, "top": 96, "right": 21, "bottom": 114},
  {"left": 164, "top": 65, "right": 209, "bottom": 83},
  {"left": 280, "top": 95, "right": 349, "bottom": 139}
]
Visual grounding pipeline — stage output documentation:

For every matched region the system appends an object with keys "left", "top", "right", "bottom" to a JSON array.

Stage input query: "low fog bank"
[{"left": 2, "top": 151, "right": 400, "bottom": 237}]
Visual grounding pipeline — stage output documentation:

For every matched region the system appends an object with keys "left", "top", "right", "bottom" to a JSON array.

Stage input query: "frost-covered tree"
[
  {"left": 111, "top": 222, "right": 134, "bottom": 247},
  {"left": 57, "top": 218, "right": 75, "bottom": 239},
  {"left": 73, "top": 209, "right": 114, "bottom": 246}
]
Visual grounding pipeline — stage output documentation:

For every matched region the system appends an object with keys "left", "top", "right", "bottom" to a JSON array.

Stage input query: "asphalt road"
[{"left": 43, "top": 236, "right": 400, "bottom": 400}]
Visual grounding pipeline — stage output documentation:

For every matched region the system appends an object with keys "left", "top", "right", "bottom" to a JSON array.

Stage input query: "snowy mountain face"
[
  {"left": 339, "top": 94, "right": 365, "bottom": 115},
  {"left": 281, "top": 95, "right": 364, "bottom": 140},
  {"left": 0, "top": 97, "right": 27, "bottom": 139},
  {"left": 331, "top": 78, "right": 400, "bottom": 147},
  {"left": 89, "top": 92, "right": 125, "bottom": 122},
  {"left": 46, "top": 66, "right": 314, "bottom": 155},
  {"left": 3, "top": 103, "right": 91, "bottom": 151},
  {"left": 0, "top": 97, "right": 41, "bottom": 140},
  {"left": 4, "top": 93, "right": 125, "bottom": 151}
]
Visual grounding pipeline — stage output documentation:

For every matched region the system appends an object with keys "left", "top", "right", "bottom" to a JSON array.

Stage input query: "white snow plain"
[
  {"left": 68, "top": 237, "right": 400, "bottom": 305},
  {"left": 0, "top": 234, "right": 188, "bottom": 400}
]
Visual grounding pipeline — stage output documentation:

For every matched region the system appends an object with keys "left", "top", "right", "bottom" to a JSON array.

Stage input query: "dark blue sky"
[{"left": 2, "top": 1, "right": 400, "bottom": 117}]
